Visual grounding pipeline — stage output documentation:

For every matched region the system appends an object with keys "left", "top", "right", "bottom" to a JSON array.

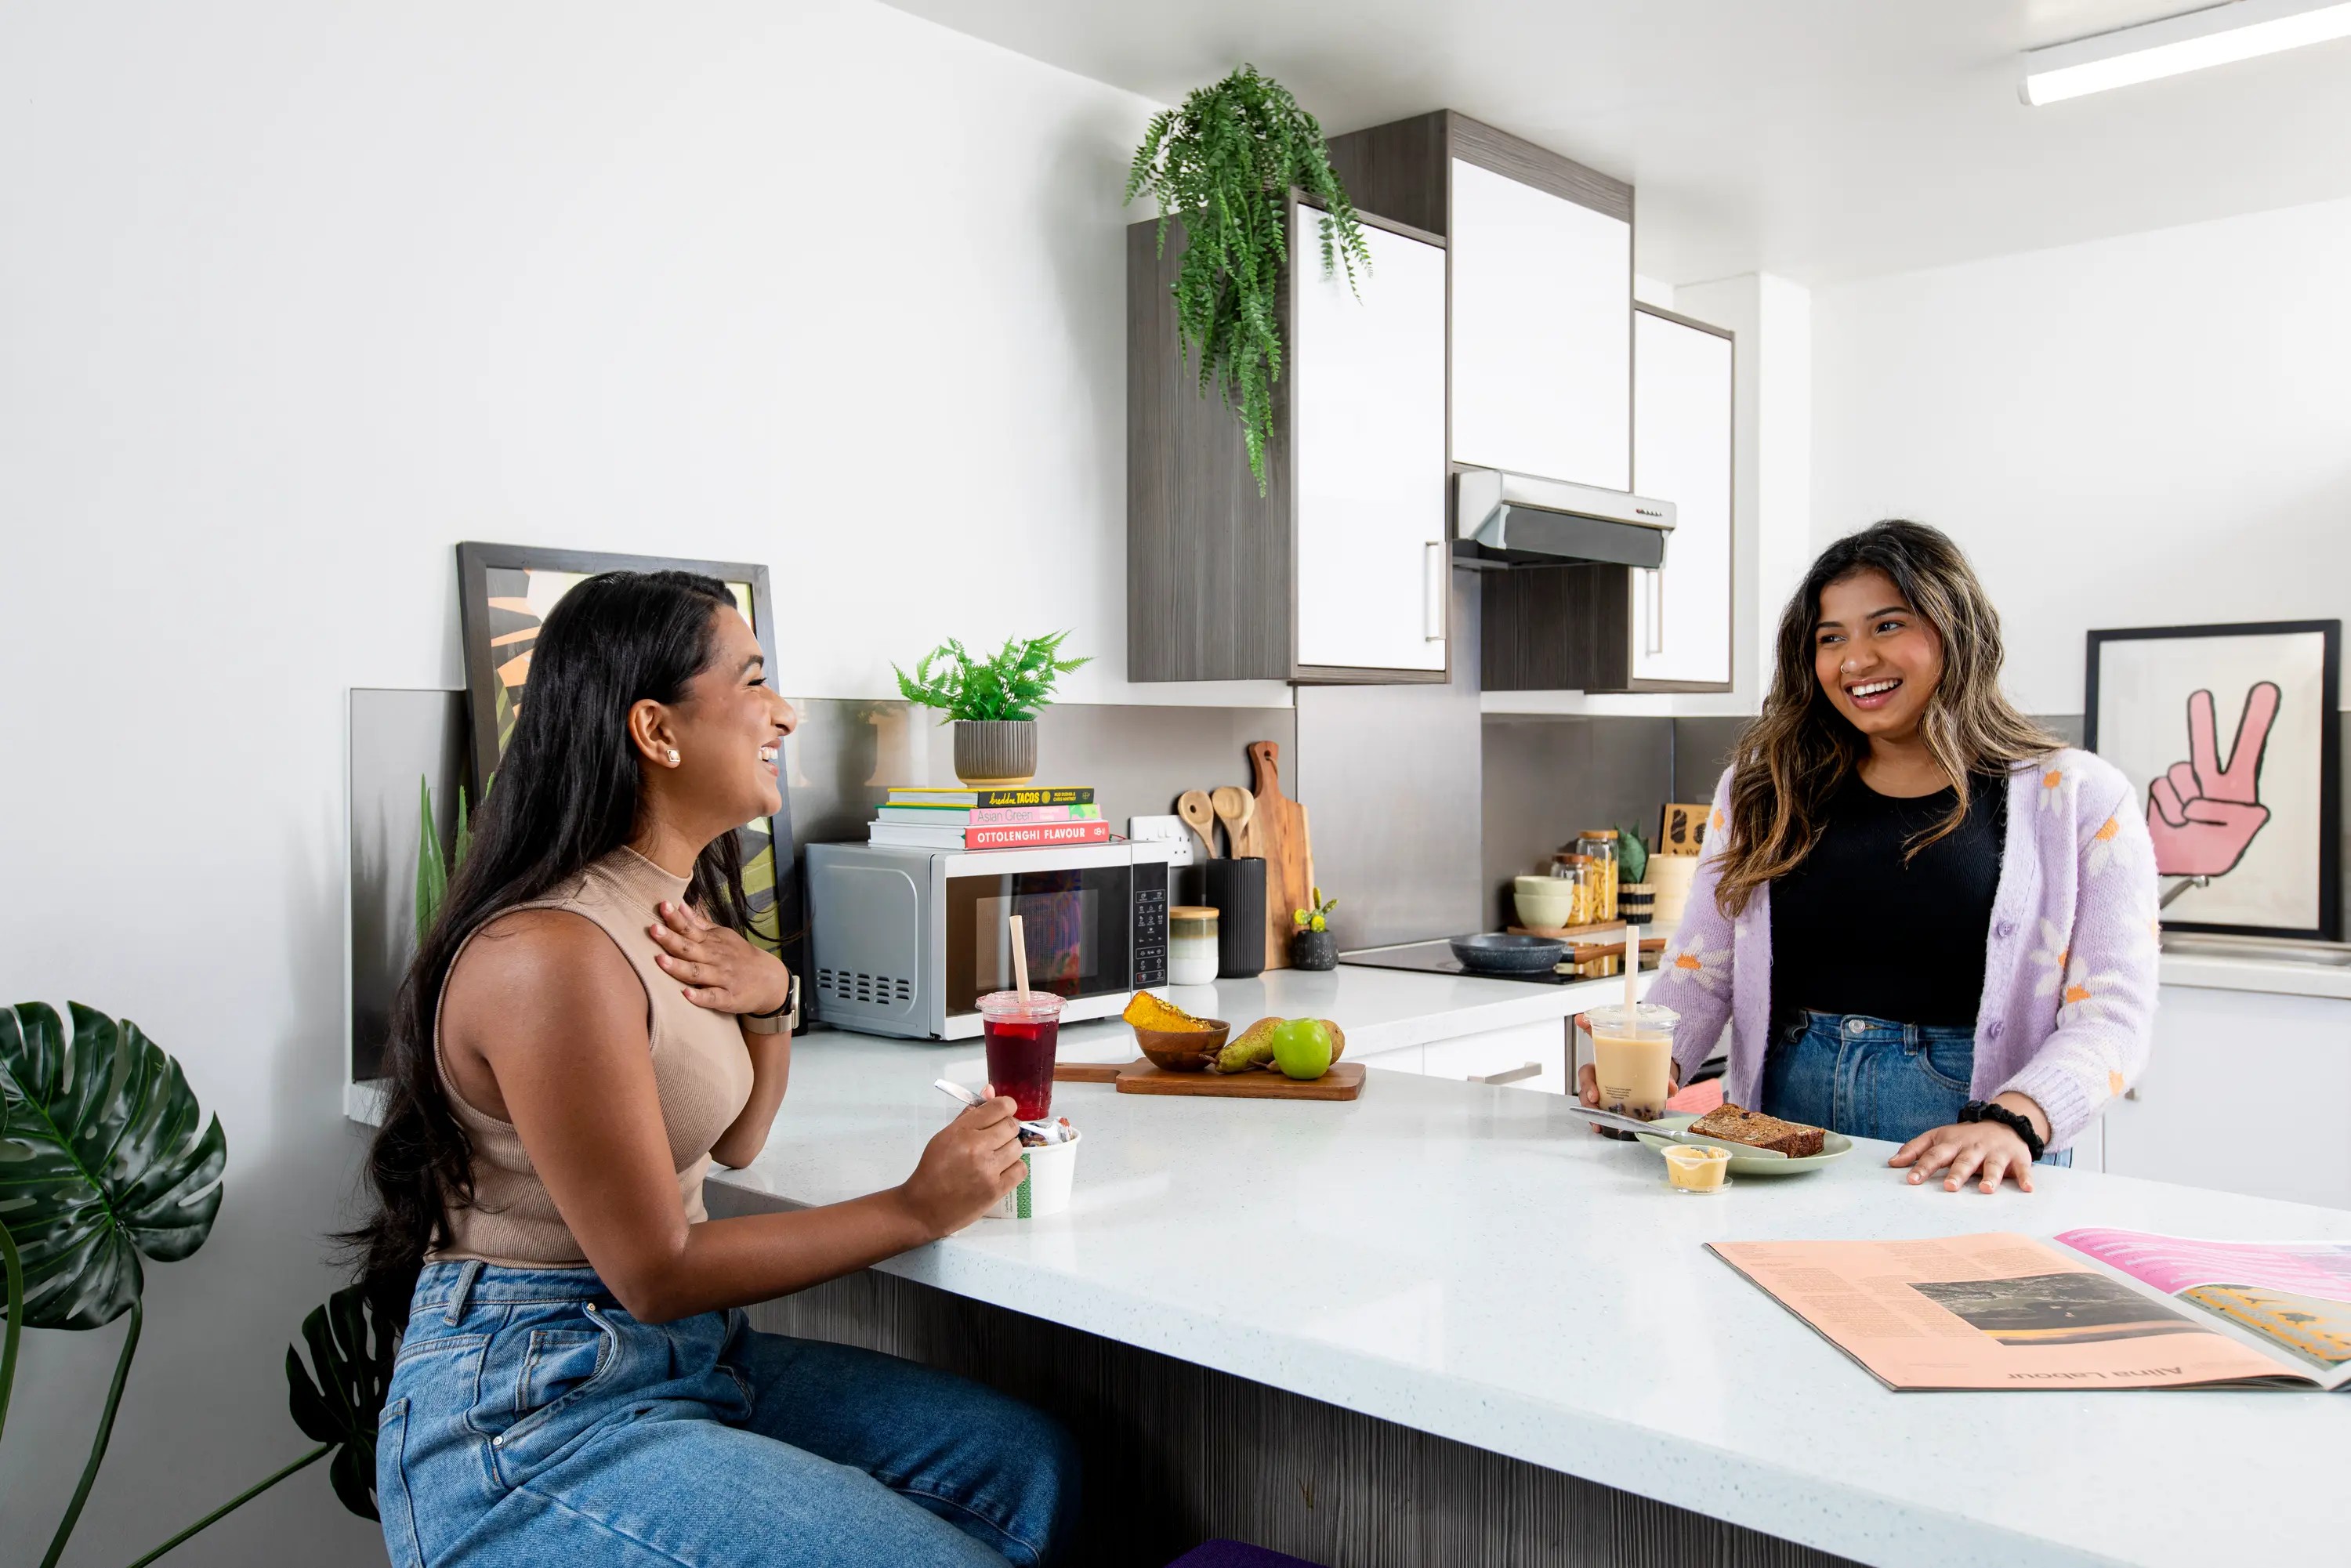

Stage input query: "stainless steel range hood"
[{"left": 1454, "top": 469, "right": 1675, "bottom": 569}]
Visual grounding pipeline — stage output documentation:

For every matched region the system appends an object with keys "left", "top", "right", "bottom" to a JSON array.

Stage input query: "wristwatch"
[
  {"left": 742, "top": 973, "right": 799, "bottom": 1035},
  {"left": 1959, "top": 1099, "right": 2046, "bottom": 1162}
]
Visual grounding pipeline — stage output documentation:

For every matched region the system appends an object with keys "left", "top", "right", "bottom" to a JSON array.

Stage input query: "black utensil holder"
[{"left": 1204, "top": 856, "right": 1266, "bottom": 979}]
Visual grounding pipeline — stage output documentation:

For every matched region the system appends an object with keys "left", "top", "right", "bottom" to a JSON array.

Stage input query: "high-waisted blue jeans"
[
  {"left": 1760, "top": 1010, "right": 2071, "bottom": 1164},
  {"left": 379, "top": 1262, "right": 1078, "bottom": 1567}
]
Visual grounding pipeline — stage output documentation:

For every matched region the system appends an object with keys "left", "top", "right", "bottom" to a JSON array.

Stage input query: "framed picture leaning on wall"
[
  {"left": 454, "top": 542, "right": 805, "bottom": 976},
  {"left": 2085, "top": 619, "right": 2340, "bottom": 941}
]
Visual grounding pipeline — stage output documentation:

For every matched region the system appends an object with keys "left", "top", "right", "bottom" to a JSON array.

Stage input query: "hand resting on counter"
[{"left": 1889, "top": 1092, "right": 2053, "bottom": 1195}]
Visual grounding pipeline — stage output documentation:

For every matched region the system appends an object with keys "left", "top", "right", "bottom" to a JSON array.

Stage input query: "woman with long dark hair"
[
  {"left": 1589, "top": 521, "right": 2160, "bottom": 1192},
  {"left": 354, "top": 570, "right": 1074, "bottom": 1566}
]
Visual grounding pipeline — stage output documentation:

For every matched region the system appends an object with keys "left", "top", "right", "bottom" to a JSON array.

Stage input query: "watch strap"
[{"left": 743, "top": 974, "right": 800, "bottom": 1035}]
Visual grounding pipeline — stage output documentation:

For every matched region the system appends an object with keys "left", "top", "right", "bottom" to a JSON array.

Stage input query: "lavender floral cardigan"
[{"left": 1647, "top": 750, "right": 2161, "bottom": 1151}]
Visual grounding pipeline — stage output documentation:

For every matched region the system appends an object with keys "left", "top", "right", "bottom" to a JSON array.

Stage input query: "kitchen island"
[{"left": 708, "top": 976, "right": 2351, "bottom": 1568}]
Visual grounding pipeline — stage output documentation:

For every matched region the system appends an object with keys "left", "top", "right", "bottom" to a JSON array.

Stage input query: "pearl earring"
[{"left": 666, "top": 748, "right": 680, "bottom": 766}]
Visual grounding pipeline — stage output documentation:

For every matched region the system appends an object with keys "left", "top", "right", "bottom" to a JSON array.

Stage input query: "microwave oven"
[{"left": 806, "top": 838, "right": 1174, "bottom": 1040}]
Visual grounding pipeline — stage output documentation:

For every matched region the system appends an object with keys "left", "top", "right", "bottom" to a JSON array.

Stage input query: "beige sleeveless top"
[{"left": 429, "top": 847, "right": 755, "bottom": 1268}]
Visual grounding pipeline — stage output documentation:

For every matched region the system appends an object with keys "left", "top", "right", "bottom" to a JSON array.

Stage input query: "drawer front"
[{"left": 1422, "top": 1020, "right": 1569, "bottom": 1095}]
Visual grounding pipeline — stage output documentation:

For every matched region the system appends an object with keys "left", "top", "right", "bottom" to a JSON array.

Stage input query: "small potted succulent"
[
  {"left": 893, "top": 632, "right": 1091, "bottom": 786},
  {"left": 1290, "top": 887, "right": 1339, "bottom": 970}
]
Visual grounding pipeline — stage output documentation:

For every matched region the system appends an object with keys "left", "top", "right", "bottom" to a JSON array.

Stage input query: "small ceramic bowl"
[
  {"left": 1513, "top": 890, "right": 1575, "bottom": 929},
  {"left": 1132, "top": 1018, "right": 1230, "bottom": 1072}
]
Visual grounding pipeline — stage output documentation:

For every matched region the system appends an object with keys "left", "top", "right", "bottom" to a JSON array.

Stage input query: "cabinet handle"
[
  {"left": 1423, "top": 541, "right": 1445, "bottom": 642},
  {"left": 1470, "top": 1061, "right": 1542, "bottom": 1085},
  {"left": 1645, "top": 569, "right": 1665, "bottom": 656}
]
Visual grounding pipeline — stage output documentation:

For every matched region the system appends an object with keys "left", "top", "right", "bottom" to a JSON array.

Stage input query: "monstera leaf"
[
  {"left": 0, "top": 1002, "right": 226, "bottom": 1330},
  {"left": 286, "top": 1283, "right": 398, "bottom": 1520}
]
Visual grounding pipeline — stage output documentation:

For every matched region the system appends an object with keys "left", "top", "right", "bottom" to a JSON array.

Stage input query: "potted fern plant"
[
  {"left": 893, "top": 632, "right": 1091, "bottom": 786},
  {"left": 1125, "top": 64, "right": 1371, "bottom": 493}
]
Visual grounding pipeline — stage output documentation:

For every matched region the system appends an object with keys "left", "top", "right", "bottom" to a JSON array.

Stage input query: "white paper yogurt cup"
[{"left": 986, "top": 1130, "right": 1081, "bottom": 1219}]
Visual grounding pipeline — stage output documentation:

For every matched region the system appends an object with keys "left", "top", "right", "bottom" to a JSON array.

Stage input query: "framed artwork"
[
  {"left": 2085, "top": 620, "right": 2340, "bottom": 941},
  {"left": 1658, "top": 802, "right": 1712, "bottom": 856},
  {"left": 455, "top": 543, "right": 803, "bottom": 969}
]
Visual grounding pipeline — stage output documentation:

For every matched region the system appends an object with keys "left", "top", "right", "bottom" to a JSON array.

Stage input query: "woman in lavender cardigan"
[{"left": 1590, "top": 520, "right": 2159, "bottom": 1194}]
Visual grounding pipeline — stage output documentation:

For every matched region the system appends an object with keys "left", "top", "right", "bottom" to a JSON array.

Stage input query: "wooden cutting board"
[
  {"left": 1053, "top": 1059, "right": 1365, "bottom": 1100},
  {"left": 1119, "top": 1060, "right": 1364, "bottom": 1100},
  {"left": 1248, "top": 740, "right": 1313, "bottom": 971}
]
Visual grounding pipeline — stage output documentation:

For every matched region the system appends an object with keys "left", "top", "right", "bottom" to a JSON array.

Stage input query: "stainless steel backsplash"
[{"left": 1292, "top": 565, "right": 1486, "bottom": 949}]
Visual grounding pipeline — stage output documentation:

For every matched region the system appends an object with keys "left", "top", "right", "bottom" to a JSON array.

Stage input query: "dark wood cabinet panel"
[
  {"left": 1126, "top": 218, "right": 1291, "bottom": 682},
  {"left": 1480, "top": 562, "right": 1633, "bottom": 691}
]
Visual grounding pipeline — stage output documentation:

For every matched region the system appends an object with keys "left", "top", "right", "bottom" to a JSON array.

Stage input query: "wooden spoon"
[
  {"left": 1211, "top": 785, "right": 1255, "bottom": 859},
  {"left": 1176, "top": 791, "right": 1219, "bottom": 859}
]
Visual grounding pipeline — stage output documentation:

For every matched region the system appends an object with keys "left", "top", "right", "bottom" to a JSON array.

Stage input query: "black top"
[{"left": 1769, "top": 770, "right": 2009, "bottom": 1028}]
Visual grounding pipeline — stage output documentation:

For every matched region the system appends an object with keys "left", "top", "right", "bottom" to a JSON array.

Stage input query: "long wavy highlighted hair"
[{"left": 1712, "top": 520, "right": 2056, "bottom": 918}]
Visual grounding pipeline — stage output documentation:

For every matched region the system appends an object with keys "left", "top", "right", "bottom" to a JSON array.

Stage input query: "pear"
[
  {"left": 1321, "top": 1020, "right": 1346, "bottom": 1064},
  {"left": 1215, "top": 1017, "right": 1281, "bottom": 1074}
]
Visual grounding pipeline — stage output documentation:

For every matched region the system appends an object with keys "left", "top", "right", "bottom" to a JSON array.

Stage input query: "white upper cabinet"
[
  {"left": 1631, "top": 308, "right": 1734, "bottom": 687},
  {"left": 1292, "top": 208, "right": 1449, "bottom": 672},
  {"left": 1448, "top": 158, "right": 1632, "bottom": 489}
]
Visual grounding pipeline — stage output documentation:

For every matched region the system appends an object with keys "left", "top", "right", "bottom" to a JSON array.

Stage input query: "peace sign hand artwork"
[{"left": 2145, "top": 682, "right": 2279, "bottom": 878}]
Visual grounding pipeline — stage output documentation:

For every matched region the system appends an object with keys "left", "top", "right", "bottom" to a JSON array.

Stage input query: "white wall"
[
  {"left": 0, "top": 3, "right": 1186, "bottom": 1560},
  {"left": 1813, "top": 194, "right": 2351, "bottom": 716}
]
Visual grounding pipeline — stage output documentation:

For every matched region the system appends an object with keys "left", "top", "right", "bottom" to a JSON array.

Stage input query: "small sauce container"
[
  {"left": 1663, "top": 1143, "right": 1731, "bottom": 1194},
  {"left": 1168, "top": 906, "right": 1220, "bottom": 986}
]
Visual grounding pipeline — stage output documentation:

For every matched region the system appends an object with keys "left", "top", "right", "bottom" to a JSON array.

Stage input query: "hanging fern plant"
[{"left": 1125, "top": 64, "right": 1371, "bottom": 494}]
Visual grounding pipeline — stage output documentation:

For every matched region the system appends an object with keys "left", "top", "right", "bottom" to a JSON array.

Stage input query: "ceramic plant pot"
[
  {"left": 953, "top": 719, "right": 1038, "bottom": 786},
  {"left": 1291, "top": 928, "right": 1338, "bottom": 971}
]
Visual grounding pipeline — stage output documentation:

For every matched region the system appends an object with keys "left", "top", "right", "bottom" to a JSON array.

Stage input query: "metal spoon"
[
  {"left": 933, "top": 1078, "right": 1061, "bottom": 1140},
  {"left": 1578, "top": 1103, "right": 1788, "bottom": 1159}
]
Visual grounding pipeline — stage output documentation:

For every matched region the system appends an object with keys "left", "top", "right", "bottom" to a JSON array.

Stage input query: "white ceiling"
[{"left": 883, "top": 0, "right": 2351, "bottom": 284}]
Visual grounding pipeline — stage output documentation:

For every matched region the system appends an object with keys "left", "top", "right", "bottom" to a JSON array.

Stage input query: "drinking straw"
[
  {"left": 1623, "top": 922, "right": 1640, "bottom": 1021},
  {"left": 1009, "top": 913, "right": 1032, "bottom": 1005}
]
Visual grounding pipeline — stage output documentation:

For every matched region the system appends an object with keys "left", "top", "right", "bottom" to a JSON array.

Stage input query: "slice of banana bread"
[{"left": 1687, "top": 1103, "right": 1826, "bottom": 1158}]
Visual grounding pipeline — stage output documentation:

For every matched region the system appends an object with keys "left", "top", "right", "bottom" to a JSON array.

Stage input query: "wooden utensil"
[
  {"left": 1176, "top": 791, "right": 1218, "bottom": 859},
  {"left": 1115, "top": 1060, "right": 1365, "bottom": 1101},
  {"left": 1210, "top": 785, "right": 1255, "bottom": 859},
  {"left": 1247, "top": 741, "right": 1313, "bottom": 971}
]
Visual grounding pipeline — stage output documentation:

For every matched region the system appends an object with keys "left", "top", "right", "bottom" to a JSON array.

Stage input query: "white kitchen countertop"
[
  {"left": 2156, "top": 947, "right": 2351, "bottom": 1001},
  {"left": 710, "top": 986, "right": 2351, "bottom": 1568}
]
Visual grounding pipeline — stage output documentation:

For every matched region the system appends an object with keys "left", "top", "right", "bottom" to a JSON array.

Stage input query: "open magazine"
[{"left": 1709, "top": 1229, "right": 2351, "bottom": 1391}]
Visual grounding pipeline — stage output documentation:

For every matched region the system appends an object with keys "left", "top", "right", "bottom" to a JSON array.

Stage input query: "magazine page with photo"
[{"left": 2053, "top": 1229, "right": 2351, "bottom": 1387}]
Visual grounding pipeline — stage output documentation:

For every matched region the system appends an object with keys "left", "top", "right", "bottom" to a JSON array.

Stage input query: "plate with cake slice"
[{"left": 1636, "top": 1105, "right": 1852, "bottom": 1176}]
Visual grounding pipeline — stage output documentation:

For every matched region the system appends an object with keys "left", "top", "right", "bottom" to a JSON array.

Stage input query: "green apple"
[{"left": 1268, "top": 1017, "right": 1333, "bottom": 1081}]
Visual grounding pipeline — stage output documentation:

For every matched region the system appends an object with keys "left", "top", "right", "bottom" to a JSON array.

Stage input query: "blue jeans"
[
  {"left": 379, "top": 1262, "right": 1078, "bottom": 1568},
  {"left": 1761, "top": 1011, "right": 2071, "bottom": 1164}
]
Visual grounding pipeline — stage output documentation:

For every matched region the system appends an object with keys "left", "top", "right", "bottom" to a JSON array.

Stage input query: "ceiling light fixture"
[{"left": 2020, "top": 0, "right": 2351, "bottom": 105}]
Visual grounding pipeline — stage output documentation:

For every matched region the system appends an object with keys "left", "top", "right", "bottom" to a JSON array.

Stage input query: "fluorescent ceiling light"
[{"left": 2020, "top": 0, "right": 2351, "bottom": 105}]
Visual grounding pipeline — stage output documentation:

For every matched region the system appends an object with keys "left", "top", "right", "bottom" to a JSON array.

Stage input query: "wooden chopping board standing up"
[{"left": 1248, "top": 740, "right": 1313, "bottom": 971}]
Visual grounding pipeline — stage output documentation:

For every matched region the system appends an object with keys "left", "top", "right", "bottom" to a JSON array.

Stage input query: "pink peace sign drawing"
[{"left": 2145, "top": 681, "right": 2280, "bottom": 878}]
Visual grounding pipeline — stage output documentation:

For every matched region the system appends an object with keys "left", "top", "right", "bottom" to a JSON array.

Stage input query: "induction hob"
[{"left": 1341, "top": 936, "right": 1654, "bottom": 986}]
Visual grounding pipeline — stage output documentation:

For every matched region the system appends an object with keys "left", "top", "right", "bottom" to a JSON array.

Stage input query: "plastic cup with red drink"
[{"left": 977, "top": 990, "right": 1063, "bottom": 1121}]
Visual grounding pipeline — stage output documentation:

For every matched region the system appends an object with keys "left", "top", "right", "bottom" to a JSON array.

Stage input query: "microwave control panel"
[{"left": 1132, "top": 873, "right": 1168, "bottom": 987}]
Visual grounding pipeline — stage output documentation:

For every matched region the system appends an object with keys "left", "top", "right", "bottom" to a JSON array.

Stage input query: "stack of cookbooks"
[{"left": 867, "top": 785, "right": 1108, "bottom": 850}]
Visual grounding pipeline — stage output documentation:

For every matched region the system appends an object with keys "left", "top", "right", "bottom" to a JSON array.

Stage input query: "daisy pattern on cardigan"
[{"left": 1645, "top": 749, "right": 2160, "bottom": 1152}]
